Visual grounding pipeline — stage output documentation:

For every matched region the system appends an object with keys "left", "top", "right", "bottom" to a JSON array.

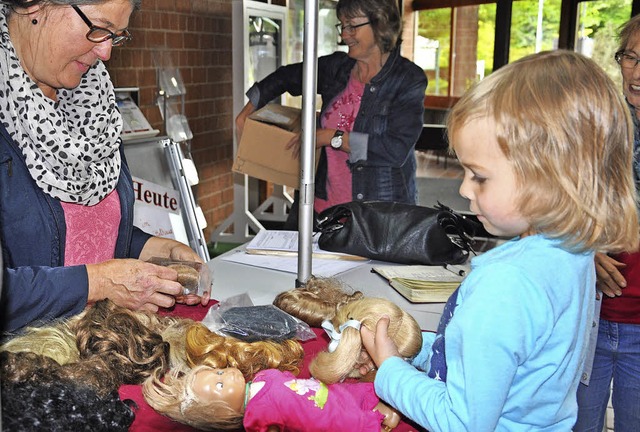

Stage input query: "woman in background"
[
  {"left": 235, "top": 0, "right": 427, "bottom": 229},
  {"left": 574, "top": 15, "right": 640, "bottom": 432}
]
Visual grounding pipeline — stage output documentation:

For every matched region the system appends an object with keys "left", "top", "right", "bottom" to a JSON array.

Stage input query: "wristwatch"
[{"left": 330, "top": 130, "right": 344, "bottom": 149}]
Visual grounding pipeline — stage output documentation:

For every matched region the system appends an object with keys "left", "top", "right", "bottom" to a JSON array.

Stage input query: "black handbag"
[{"left": 316, "top": 201, "right": 478, "bottom": 265}]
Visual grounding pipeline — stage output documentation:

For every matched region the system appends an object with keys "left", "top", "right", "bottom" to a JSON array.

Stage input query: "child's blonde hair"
[
  {"left": 309, "top": 297, "right": 422, "bottom": 384},
  {"left": 448, "top": 50, "right": 639, "bottom": 253},
  {"left": 143, "top": 365, "right": 244, "bottom": 431}
]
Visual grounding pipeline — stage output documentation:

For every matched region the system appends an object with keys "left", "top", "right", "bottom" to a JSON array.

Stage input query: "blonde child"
[{"left": 361, "top": 50, "right": 640, "bottom": 431}]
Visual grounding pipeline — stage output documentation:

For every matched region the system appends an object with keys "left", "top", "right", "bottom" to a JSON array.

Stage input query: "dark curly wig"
[{"left": 1, "top": 368, "right": 135, "bottom": 431}]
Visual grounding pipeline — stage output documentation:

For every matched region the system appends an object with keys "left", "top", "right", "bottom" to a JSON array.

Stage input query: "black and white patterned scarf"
[{"left": 0, "top": 6, "right": 121, "bottom": 206}]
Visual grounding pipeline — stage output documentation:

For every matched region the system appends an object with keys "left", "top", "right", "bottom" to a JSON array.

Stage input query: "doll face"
[{"left": 191, "top": 367, "right": 246, "bottom": 413}]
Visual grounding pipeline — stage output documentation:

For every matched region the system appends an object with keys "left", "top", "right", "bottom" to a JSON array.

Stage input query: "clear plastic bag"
[
  {"left": 147, "top": 257, "right": 212, "bottom": 296},
  {"left": 201, "top": 293, "right": 316, "bottom": 342}
]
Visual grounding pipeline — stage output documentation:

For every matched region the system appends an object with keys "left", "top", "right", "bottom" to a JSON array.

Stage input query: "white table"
[{"left": 206, "top": 245, "right": 446, "bottom": 331}]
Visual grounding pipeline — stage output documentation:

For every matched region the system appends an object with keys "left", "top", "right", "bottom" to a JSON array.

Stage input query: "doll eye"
[
  {"left": 216, "top": 382, "right": 223, "bottom": 390},
  {"left": 216, "top": 370, "right": 223, "bottom": 375}
]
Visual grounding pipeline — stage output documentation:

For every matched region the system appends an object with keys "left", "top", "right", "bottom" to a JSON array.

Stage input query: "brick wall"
[{"left": 107, "top": 0, "right": 235, "bottom": 242}]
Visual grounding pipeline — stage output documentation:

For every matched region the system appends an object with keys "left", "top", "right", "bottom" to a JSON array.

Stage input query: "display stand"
[{"left": 123, "top": 137, "right": 210, "bottom": 262}]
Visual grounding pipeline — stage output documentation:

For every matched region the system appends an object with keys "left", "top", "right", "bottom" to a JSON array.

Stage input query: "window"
[{"left": 412, "top": 0, "right": 636, "bottom": 104}]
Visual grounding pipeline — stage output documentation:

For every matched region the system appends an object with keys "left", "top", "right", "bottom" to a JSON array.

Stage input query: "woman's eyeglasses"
[
  {"left": 72, "top": 5, "right": 132, "bottom": 47},
  {"left": 615, "top": 51, "right": 640, "bottom": 69},
  {"left": 335, "top": 21, "right": 370, "bottom": 36}
]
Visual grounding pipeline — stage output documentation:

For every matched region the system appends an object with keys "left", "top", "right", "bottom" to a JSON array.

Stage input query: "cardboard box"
[{"left": 233, "top": 104, "right": 318, "bottom": 188}]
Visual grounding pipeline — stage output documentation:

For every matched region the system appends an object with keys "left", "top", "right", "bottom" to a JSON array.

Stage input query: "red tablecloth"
[{"left": 120, "top": 303, "right": 424, "bottom": 431}]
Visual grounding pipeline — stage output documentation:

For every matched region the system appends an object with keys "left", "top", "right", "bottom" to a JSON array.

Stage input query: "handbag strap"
[
  {"left": 317, "top": 205, "right": 352, "bottom": 233},
  {"left": 435, "top": 202, "right": 480, "bottom": 254}
]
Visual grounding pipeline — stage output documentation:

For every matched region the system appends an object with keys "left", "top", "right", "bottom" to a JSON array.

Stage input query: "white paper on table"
[{"left": 219, "top": 249, "right": 367, "bottom": 277}]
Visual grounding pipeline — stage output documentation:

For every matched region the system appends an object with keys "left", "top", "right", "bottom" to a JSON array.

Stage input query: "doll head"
[
  {"left": 143, "top": 365, "right": 245, "bottom": 430},
  {"left": 185, "top": 323, "right": 304, "bottom": 380},
  {"left": 309, "top": 297, "right": 422, "bottom": 384},
  {"left": 273, "top": 276, "right": 364, "bottom": 327}
]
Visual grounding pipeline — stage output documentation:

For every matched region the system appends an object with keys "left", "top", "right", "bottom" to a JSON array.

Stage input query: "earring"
[{"left": 31, "top": 18, "right": 38, "bottom": 25}]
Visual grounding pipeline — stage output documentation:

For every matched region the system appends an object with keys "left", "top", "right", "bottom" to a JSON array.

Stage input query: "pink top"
[
  {"left": 243, "top": 369, "right": 383, "bottom": 432},
  {"left": 61, "top": 190, "right": 121, "bottom": 266},
  {"left": 314, "top": 75, "right": 365, "bottom": 214}
]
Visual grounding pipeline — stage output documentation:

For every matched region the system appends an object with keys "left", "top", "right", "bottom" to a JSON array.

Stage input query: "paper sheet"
[{"left": 220, "top": 248, "right": 367, "bottom": 277}]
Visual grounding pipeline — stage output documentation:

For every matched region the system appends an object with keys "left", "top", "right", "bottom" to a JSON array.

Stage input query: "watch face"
[{"left": 331, "top": 131, "right": 343, "bottom": 149}]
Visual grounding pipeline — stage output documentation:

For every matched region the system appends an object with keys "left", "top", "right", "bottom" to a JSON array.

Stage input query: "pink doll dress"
[{"left": 242, "top": 369, "right": 384, "bottom": 432}]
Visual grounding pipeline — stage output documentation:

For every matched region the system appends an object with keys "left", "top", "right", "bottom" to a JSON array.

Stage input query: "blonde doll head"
[
  {"left": 143, "top": 365, "right": 244, "bottom": 431},
  {"left": 273, "top": 276, "right": 364, "bottom": 327},
  {"left": 447, "top": 50, "right": 639, "bottom": 253},
  {"left": 185, "top": 323, "right": 304, "bottom": 380},
  {"left": 309, "top": 297, "right": 422, "bottom": 384}
]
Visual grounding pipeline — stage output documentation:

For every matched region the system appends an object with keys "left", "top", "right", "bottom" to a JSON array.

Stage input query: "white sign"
[{"left": 131, "top": 176, "right": 188, "bottom": 244}]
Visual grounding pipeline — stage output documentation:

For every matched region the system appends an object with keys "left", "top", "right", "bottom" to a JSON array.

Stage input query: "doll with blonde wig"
[
  {"left": 143, "top": 364, "right": 401, "bottom": 431},
  {"left": 309, "top": 297, "right": 422, "bottom": 384}
]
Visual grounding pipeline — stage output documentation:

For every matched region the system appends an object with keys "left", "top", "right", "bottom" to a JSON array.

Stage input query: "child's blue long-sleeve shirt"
[{"left": 374, "top": 235, "right": 595, "bottom": 431}]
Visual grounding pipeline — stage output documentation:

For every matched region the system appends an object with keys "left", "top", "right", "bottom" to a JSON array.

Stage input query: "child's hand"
[{"left": 361, "top": 315, "right": 402, "bottom": 369}]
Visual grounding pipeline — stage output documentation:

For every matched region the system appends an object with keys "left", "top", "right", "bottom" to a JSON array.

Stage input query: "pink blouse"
[
  {"left": 315, "top": 74, "right": 365, "bottom": 214},
  {"left": 61, "top": 189, "right": 121, "bottom": 266}
]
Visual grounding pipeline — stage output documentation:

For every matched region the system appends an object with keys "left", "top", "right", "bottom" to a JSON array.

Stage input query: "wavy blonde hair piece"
[
  {"left": 273, "top": 276, "right": 364, "bottom": 327},
  {"left": 309, "top": 297, "right": 422, "bottom": 384},
  {"left": 185, "top": 323, "right": 304, "bottom": 380}
]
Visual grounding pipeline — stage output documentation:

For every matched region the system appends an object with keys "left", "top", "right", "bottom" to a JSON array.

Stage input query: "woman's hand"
[
  {"left": 235, "top": 101, "right": 256, "bottom": 142},
  {"left": 138, "top": 236, "right": 202, "bottom": 263},
  {"left": 360, "top": 315, "right": 401, "bottom": 370},
  {"left": 595, "top": 252, "right": 627, "bottom": 297},
  {"left": 138, "top": 236, "right": 211, "bottom": 306},
  {"left": 86, "top": 259, "right": 185, "bottom": 312}
]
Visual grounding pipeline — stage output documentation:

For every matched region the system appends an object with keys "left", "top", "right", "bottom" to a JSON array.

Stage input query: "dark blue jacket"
[
  {"left": 0, "top": 122, "right": 152, "bottom": 332},
  {"left": 248, "top": 46, "right": 427, "bottom": 203}
]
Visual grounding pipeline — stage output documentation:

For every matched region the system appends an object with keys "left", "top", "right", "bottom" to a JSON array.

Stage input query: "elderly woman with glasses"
[
  {"left": 235, "top": 0, "right": 427, "bottom": 230},
  {"left": 0, "top": 0, "right": 209, "bottom": 334},
  {"left": 574, "top": 14, "right": 640, "bottom": 432}
]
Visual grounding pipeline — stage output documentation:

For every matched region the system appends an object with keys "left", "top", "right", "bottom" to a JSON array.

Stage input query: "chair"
[{"left": 415, "top": 124, "right": 450, "bottom": 168}]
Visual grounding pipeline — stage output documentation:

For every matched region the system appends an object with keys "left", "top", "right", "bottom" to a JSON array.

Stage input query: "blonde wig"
[
  {"left": 309, "top": 297, "right": 422, "bottom": 384},
  {"left": 143, "top": 365, "right": 244, "bottom": 431},
  {"left": 185, "top": 323, "right": 304, "bottom": 380},
  {"left": 447, "top": 50, "right": 639, "bottom": 254},
  {"left": 0, "top": 316, "right": 81, "bottom": 364},
  {"left": 273, "top": 276, "right": 364, "bottom": 327}
]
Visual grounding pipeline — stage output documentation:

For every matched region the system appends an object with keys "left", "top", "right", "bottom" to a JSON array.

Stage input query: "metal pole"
[
  {"left": 296, "top": 0, "right": 319, "bottom": 286},
  {"left": 164, "top": 139, "right": 211, "bottom": 262}
]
